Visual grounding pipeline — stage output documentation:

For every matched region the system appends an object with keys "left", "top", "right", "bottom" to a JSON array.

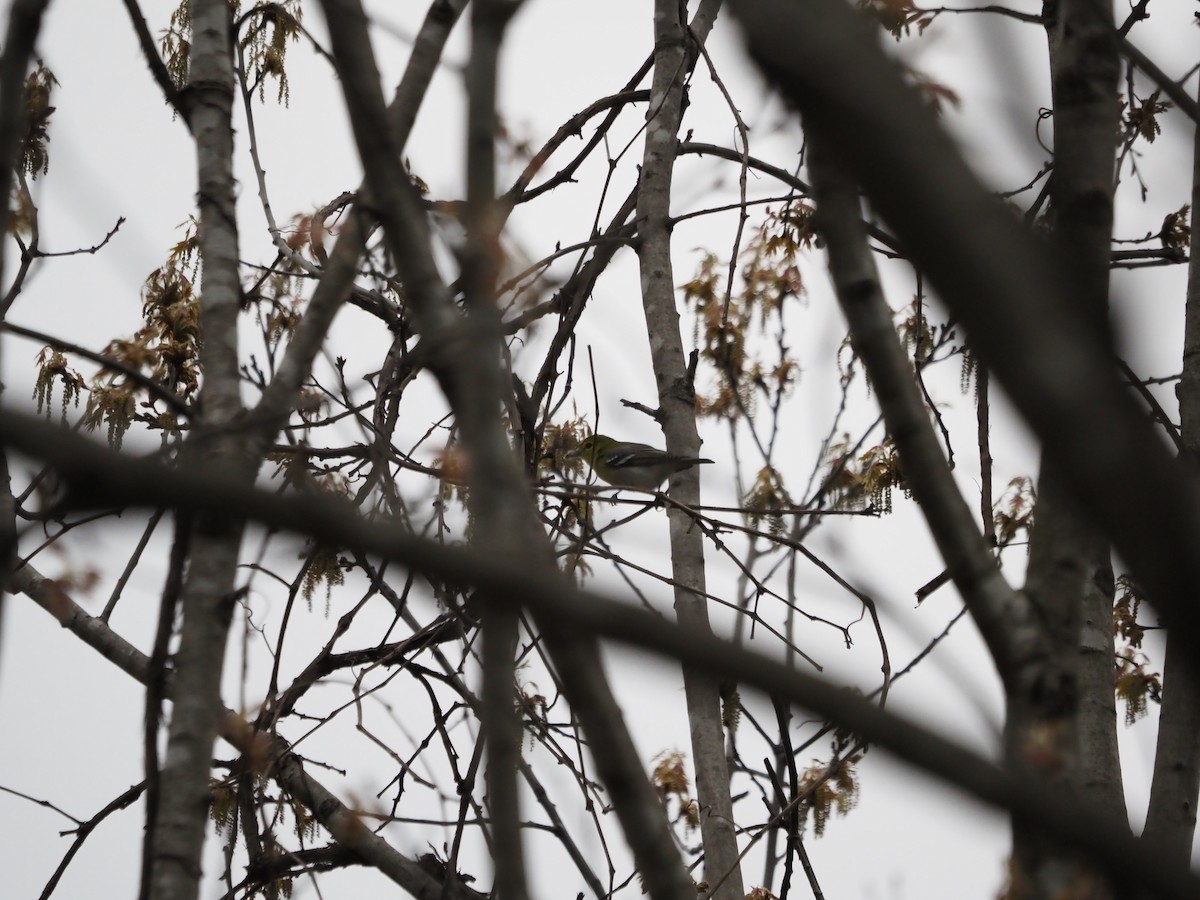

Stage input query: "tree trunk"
[
  {"left": 1007, "top": 2, "right": 1123, "bottom": 895},
  {"left": 637, "top": 2, "right": 744, "bottom": 897},
  {"left": 148, "top": 3, "right": 248, "bottom": 899},
  {"left": 1141, "top": 76, "right": 1200, "bottom": 866}
]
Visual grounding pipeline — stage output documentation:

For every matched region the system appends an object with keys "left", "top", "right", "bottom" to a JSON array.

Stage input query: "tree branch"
[
  {"left": 728, "top": 0, "right": 1200, "bottom": 676},
  {"left": 0, "top": 0, "right": 50, "bottom": 294},
  {"left": 11, "top": 562, "right": 468, "bottom": 900},
  {"left": 119, "top": 0, "right": 189, "bottom": 124},
  {"left": 149, "top": 2, "right": 247, "bottom": 897},
  {"left": 638, "top": 2, "right": 744, "bottom": 896},
  {"left": 5, "top": 410, "right": 1200, "bottom": 900}
]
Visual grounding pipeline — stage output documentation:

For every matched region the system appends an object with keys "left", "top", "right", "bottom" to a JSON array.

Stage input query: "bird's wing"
[{"left": 604, "top": 442, "right": 662, "bottom": 469}]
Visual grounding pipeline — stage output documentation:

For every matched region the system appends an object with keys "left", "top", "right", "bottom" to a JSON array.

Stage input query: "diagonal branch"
[
  {"left": 317, "top": 3, "right": 695, "bottom": 898},
  {"left": 1118, "top": 35, "right": 1200, "bottom": 127},
  {"left": 11, "top": 562, "right": 470, "bottom": 900},
  {"left": 728, "top": 0, "right": 1200, "bottom": 674},
  {"left": 805, "top": 130, "right": 1032, "bottom": 687},
  {"left": 5, "top": 408, "right": 1200, "bottom": 900},
  {"left": 119, "top": 0, "right": 189, "bottom": 124},
  {"left": 249, "top": 0, "right": 469, "bottom": 453}
]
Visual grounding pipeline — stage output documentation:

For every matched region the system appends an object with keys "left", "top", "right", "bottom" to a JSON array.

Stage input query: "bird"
[{"left": 575, "top": 433, "right": 713, "bottom": 490}]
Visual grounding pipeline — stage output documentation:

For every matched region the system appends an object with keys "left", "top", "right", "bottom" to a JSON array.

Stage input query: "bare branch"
[
  {"left": 1119, "top": 35, "right": 1200, "bottom": 127},
  {"left": 11, "top": 562, "right": 470, "bottom": 900},
  {"left": 1, "top": 320, "right": 192, "bottom": 416},
  {"left": 729, "top": 0, "right": 1200, "bottom": 664},
  {"left": 119, "top": 0, "right": 189, "bottom": 123},
  {"left": 4, "top": 412, "right": 1200, "bottom": 900}
]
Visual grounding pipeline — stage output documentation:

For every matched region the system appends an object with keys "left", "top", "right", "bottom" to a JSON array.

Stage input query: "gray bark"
[
  {"left": 1141, "top": 76, "right": 1200, "bottom": 866},
  {"left": 1018, "top": 2, "right": 1124, "bottom": 893},
  {"left": 1035, "top": 0, "right": 1123, "bottom": 807},
  {"left": 1075, "top": 548, "right": 1122, "bottom": 810},
  {"left": 464, "top": 3, "right": 529, "bottom": 898},
  {"left": 9, "top": 410, "right": 1200, "bottom": 900},
  {"left": 806, "top": 131, "right": 1033, "bottom": 685},
  {"left": 317, "top": 3, "right": 698, "bottom": 896},
  {"left": 728, "top": 0, "right": 1200, "bottom": 651},
  {"left": 637, "top": 2, "right": 744, "bottom": 897},
  {"left": 149, "top": 2, "right": 248, "bottom": 898}
]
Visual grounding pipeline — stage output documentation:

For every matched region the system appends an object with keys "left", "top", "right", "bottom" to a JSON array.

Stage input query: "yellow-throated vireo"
[{"left": 576, "top": 433, "right": 713, "bottom": 490}]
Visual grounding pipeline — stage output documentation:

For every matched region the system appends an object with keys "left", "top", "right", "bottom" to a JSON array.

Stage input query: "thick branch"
[
  {"left": 728, "top": 0, "right": 1200, "bottom": 676},
  {"left": 1142, "top": 75, "right": 1200, "bottom": 867},
  {"left": 638, "top": 2, "right": 743, "bottom": 897},
  {"left": 805, "top": 131, "right": 1035, "bottom": 686},
  {"left": 149, "top": 3, "right": 247, "bottom": 898},
  {"left": 249, "top": 0, "right": 469, "bottom": 450},
  {"left": 119, "top": 0, "right": 189, "bottom": 123},
  {"left": 317, "top": 5, "right": 696, "bottom": 899},
  {"left": 11, "top": 563, "right": 467, "bottom": 900},
  {"left": 1017, "top": 17, "right": 1125, "bottom": 895},
  {"left": 5, "top": 415, "right": 1200, "bottom": 900},
  {"left": 464, "top": 3, "right": 530, "bottom": 899}
]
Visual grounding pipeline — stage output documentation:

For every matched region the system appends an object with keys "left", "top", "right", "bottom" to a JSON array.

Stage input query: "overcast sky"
[{"left": 0, "top": 2, "right": 1196, "bottom": 898}]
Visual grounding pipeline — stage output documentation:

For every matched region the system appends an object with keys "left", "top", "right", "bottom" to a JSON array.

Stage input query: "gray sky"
[{"left": 0, "top": 2, "right": 1195, "bottom": 898}]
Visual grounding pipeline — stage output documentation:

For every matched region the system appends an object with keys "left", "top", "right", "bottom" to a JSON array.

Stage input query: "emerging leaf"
[{"left": 20, "top": 61, "right": 57, "bottom": 178}]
